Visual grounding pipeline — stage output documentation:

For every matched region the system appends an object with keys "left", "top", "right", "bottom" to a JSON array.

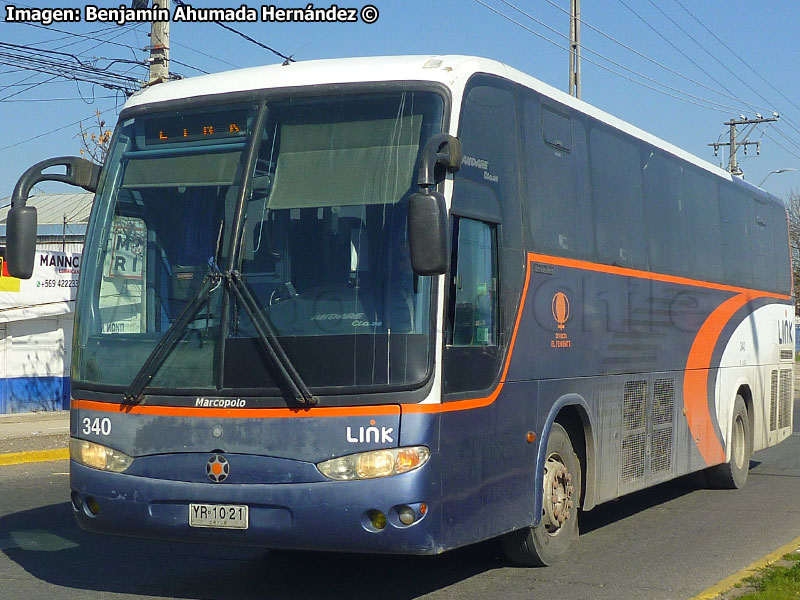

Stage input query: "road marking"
[
  {"left": 691, "top": 534, "right": 800, "bottom": 599},
  {"left": 0, "top": 448, "right": 69, "bottom": 466}
]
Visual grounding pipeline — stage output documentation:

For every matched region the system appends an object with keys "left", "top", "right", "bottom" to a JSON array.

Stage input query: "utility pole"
[
  {"left": 708, "top": 114, "right": 779, "bottom": 177},
  {"left": 147, "top": 0, "right": 171, "bottom": 85},
  {"left": 569, "top": 0, "right": 581, "bottom": 99}
]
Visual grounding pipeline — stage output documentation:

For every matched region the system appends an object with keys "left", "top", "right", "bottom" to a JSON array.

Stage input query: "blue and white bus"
[{"left": 7, "top": 55, "right": 794, "bottom": 565}]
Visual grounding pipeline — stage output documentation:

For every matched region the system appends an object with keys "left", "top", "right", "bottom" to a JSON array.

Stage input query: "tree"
[
  {"left": 77, "top": 110, "right": 112, "bottom": 164},
  {"left": 786, "top": 189, "right": 800, "bottom": 314}
]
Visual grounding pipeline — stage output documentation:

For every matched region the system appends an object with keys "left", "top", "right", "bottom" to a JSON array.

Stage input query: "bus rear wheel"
[
  {"left": 706, "top": 395, "right": 751, "bottom": 489},
  {"left": 501, "top": 422, "right": 581, "bottom": 566}
]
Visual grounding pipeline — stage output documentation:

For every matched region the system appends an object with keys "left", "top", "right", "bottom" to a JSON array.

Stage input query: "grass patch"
[{"left": 736, "top": 552, "right": 800, "bottom": 599}]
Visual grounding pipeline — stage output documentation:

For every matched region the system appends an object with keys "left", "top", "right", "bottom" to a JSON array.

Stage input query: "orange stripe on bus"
[
  {"left": 402, "top": 251, "right": 535, "bottom": 415},
  {"left": 683, "top": 292, "right": 759, "bottom": 466},
  {"left": 72, "top": 252, "right": 789, "bottom": 421},
  {"left": 527, "top": 252, "right": 791, "bottom": 300},
  {"left": 71, "top": 398, "right": 400, "bottom": 419}
]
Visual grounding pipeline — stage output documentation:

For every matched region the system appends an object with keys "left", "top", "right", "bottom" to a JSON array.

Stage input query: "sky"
[{"left": 1, "top": 0, "right": 800, "bottom": 203}]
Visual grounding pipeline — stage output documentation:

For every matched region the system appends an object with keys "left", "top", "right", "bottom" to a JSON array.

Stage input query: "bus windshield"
[{"left": 73, "top": 90, "right": 444, "bottom": 397}]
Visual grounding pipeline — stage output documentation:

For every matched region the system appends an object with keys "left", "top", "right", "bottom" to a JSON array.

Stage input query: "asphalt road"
[{"left": 1, "top": 402, "right": 798, "bottom": 600}]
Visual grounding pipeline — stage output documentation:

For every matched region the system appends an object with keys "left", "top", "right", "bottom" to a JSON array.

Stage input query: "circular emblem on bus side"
[
  {"left": 552, "top": 292, "right": 570, "bottom": 330},
  {"left": 206, "top": 455, "right": 230, "bottom": 483}
]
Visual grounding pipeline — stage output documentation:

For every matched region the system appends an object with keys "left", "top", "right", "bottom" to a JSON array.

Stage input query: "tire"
[
  {"left": 501, "top": 422, "right": 581, "bottom": 566},
  {"left": 706, "top": 395, "right": 751, "bottom": 489}
]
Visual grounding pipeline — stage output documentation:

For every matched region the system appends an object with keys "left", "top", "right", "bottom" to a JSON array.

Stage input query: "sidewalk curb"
[
  {"left": 690, "top": 534, "right": 800, "bottom": 599},
  {"left": 0, "top": 410, "right": 69, "bottom": 425}
]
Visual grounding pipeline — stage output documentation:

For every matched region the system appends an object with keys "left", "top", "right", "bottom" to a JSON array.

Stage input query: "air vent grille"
[
  {"left": 779, "top": 369, "right": 792, "bottom": 429},
  {"left": 781, "top": 349, "right": 794, "bottom": 361},
  {"left": 621, "top": 380, "right": 648, "bottom": 484},
  {"left": 650, "top": 378, "right": 674, "bottom": 475},
  {"left": 623, "top": 380, "right": 647, "bottom": 431},
  {"left": 770, "top": 370, "right": 779, "bottom": 431},
  {"left": 621, "top": 432, "right": 646, "bottom": 482},
  {"left": 653, "top": 378, "right": 674, "bottom": 426},
  {"left": 650, "top": 428, "right": 672, "bottom": 474}
]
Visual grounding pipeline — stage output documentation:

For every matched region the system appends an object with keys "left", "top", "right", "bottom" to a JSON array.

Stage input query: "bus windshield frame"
[{"left": 72, "top": 83, "right": 449, "bottom": 404}]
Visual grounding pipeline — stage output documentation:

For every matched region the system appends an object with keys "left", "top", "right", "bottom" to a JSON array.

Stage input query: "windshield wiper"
[
  {"left": 122, "top": 267, "right": 318, "bottom": 406},
  {"left": 229, "top": 271, "right": 318, "bottom": 406},
  {"left": 123, "top": 270, "right": 220, "bottom": 404},
  {"left": 123, "top": 99, "right": 316, "bottom": 407}
]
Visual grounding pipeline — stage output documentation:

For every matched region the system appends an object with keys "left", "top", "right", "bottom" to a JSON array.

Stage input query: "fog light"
[
  {"left": 70, "top": 492, "right": 83, "bottom": 512},
  {"left": 367, "top": 510, "right": 386, "bottom": 530},
  {"left": 398, "top": 506, "right": 415, "bottom": 526},
  {"left": 86, "top": 496, "right": 100, "bottom": 516}
]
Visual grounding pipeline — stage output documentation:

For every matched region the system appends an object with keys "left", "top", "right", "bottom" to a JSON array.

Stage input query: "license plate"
[{"left": 189, "top": 503, "right": 249, "bottom": 530}]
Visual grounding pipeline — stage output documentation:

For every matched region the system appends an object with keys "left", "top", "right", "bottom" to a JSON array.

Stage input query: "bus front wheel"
[{"left": 501, "top": 422, "right": 581, "bottom": 566}]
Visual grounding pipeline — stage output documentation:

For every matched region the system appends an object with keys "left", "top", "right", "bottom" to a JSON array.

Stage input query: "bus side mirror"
[
  {"left": 5, "top": 206, "right": 37, "bottom": 279},
  {"left": 408, "top": 134, "right": 461, "bottom": 276},
  {"left": 7, "top": 156, "right": 101, "bottom": 279},
  {"left": 409, "top": 191, "right": 448, "bottom": 275}
]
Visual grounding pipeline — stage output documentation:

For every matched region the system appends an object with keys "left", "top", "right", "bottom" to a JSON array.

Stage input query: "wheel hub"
[{"left": 542, "top": 455, "right": 575, "bottom": 533}]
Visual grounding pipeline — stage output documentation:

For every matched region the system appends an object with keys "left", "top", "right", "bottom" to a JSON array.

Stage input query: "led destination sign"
[{"left": 143, "top": 109, "right": 250, "bottom": 145}]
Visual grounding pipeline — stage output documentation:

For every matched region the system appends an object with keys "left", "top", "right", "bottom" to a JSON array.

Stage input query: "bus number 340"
[{"left": 82, "top": 417, "right": 112, "bottom": 436}]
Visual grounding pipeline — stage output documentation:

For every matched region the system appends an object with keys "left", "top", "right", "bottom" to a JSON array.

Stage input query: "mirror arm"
[
  {"left": 11, "top": 156, "right": 101, "bottom": 208},
  {"left": 416, "top": 133, "right": 462, "bottom": 189}
]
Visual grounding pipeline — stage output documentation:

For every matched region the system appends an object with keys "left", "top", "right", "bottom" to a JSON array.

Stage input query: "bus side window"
[
  {"left": 449, "top": 218, "right": 498, "bottom": 347},
  {"left": 589, "top": 125, "right": 647, "bottom": 270}
]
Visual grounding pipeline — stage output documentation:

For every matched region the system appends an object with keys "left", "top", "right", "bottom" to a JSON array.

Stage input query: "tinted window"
[
  {"left": 684, "top": 167, "right": 722, "bottom": 283},
  {"left": 770, "top": 201, "right": 791, "bottom": 294},
  {"left": 718, "top": 184, "right": 754, "bottom": 287},
  {"left": 590, "top": 126, "right": 647, "bottom": 269},
  {"left": 450, "top": 218, "right": 498, "bottom": 347},
  {"left": 523, "top": 95, "right": 593, "bottom": 259},
  {"left": 542, "top": 106, "right": 571, "bottom": 151},
  {"left": 750, "top": 195, "right": 779, "bottom": 291},
  {"left": 642, "top": 151, "right": 688, "bottom": 275},
  {"left": 456, "top": 83, "right": 521, "bottom": 214}
]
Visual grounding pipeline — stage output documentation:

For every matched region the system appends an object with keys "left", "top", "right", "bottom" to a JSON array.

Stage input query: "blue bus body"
[{"left": 49, "top": 56, "right": 794, "bottom": 560}]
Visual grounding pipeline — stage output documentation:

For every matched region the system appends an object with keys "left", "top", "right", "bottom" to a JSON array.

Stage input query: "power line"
[
  {"left": 172, "top": 39, "right": 241, "bottom": 70},
  {"left": 662, "top": 0, "right": 800, "bottom": 147},
  {"left": 0, "top": 51, "right": 141, "bottom": 89},
  {"left": 0, "top": 106, "right": 119, "bottom": 153},
  {"left": 533, "top": 0, "right": 772, "bottom": 112},
  {"left": 18, "top": 22, "right": 141, "bottom": 52},
  {"left": 15, "top": 21, "right": 208, "bottom": 78},
  {"left": 644, "top": 0, "right": 800, "bottom": 142},
  {"left": 0, "top": 23, "right": 143, "bottom": 98},
  {"left": 472, "top": 0, "right": 751, "bottom": 114},
  {"left": 671, "top": 0, "right": 800, "bottom": 118},
  {"left": 169, "top": 57, "right": 209, "bottom": 75},
  {"left": 614, "top": 0, "right": 770, "bottom": 115},
  {"left": 173, "top": 0, "right": 294, "bottom": 63},
  {"left": 0, "top": 74, "right": 60, "bottom": 102},
  {"left": 493, "top": 0, "right": 762, "bottom": 113},
  {"left": 762, "top": 131, "right": 800, "bottom": 163},
  {"left": 0, "top": 96, "right": 118, "bottom": 103}
]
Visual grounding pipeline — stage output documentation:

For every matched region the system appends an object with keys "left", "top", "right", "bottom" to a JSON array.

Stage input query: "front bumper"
[{"left": 70, "top": 460, "right": 442, "bottom": 554}]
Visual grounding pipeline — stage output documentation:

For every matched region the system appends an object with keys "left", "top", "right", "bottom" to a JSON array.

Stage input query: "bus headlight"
[
  {"left": 70, "top": 438, "right": 133, "bottom": 473},
  {"left": 317, "top": 446, "right": 430, "bottom": 481}
]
